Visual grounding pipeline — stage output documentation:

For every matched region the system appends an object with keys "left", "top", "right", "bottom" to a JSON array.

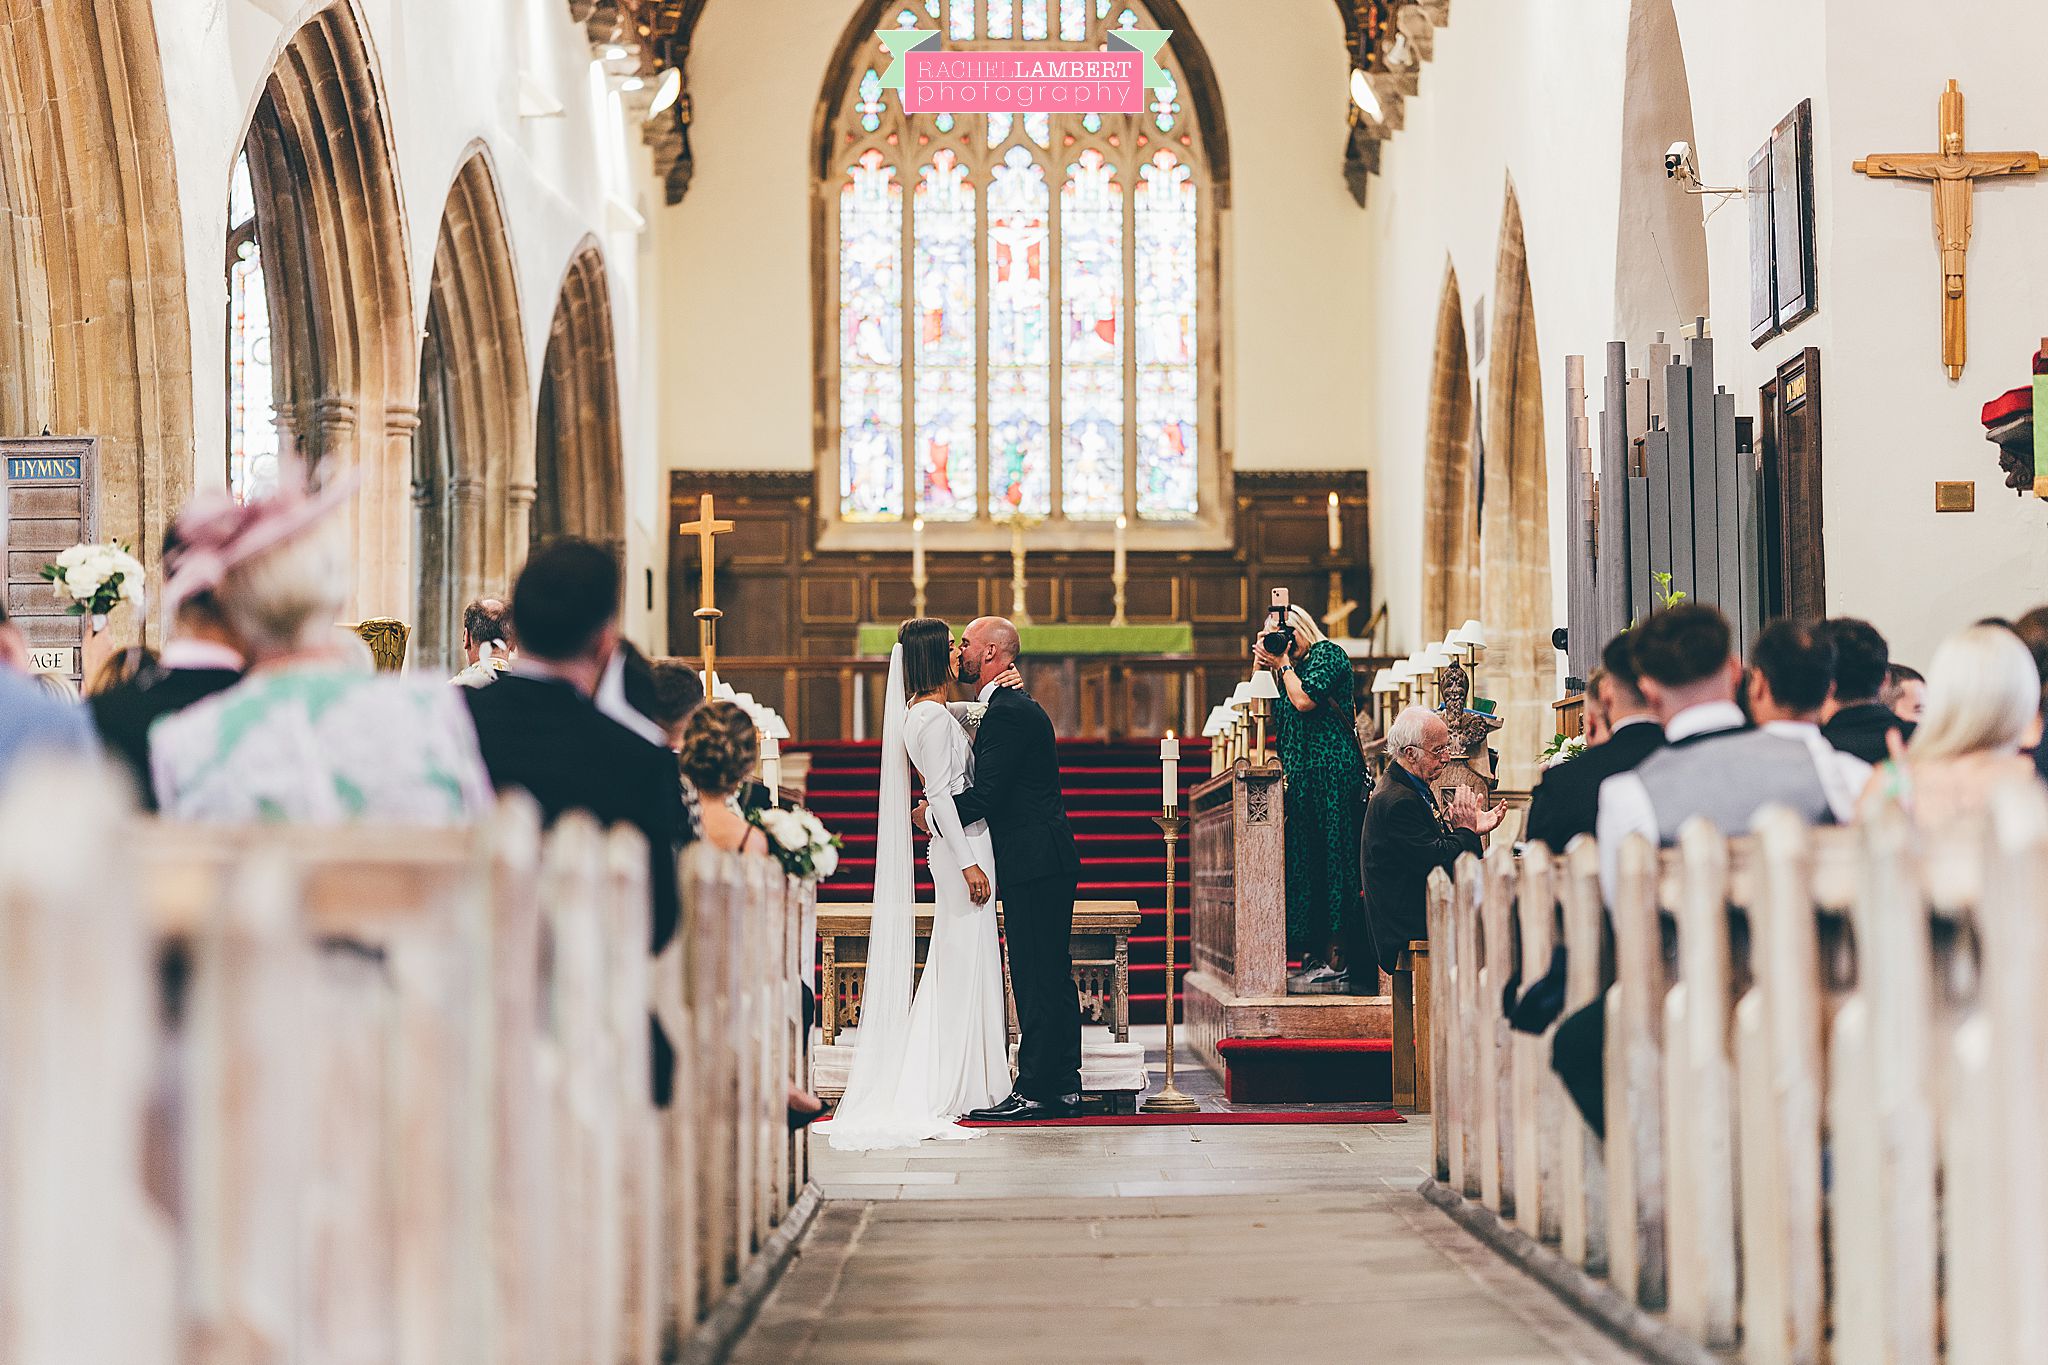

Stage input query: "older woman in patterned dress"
[
  {"left": 1252, "top": 603, "right": 1367, "bottom": 994},
  {"left": 151, "top": 483, "right": 492, "bottom": 825}
]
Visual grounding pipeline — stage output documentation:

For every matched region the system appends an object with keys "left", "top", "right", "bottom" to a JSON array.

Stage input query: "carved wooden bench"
[{"left": 1391, "top": 938, "right": 1431, "bottom": 1111}]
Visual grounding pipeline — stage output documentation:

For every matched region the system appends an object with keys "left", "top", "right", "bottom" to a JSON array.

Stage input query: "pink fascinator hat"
[{"left": 164, "top": 436, "right": 355, "bottom": 613}]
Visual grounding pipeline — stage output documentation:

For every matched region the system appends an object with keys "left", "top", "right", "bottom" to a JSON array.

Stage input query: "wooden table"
[{"left": 818, "top": 901, "right": 1141, "bottom": 1045}]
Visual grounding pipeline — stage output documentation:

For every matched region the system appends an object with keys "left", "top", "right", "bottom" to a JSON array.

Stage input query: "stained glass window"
[
  {"left": 840, "top": 150, "right": 905, "bottom": 522},
  {"left": 830, "top": 0, "right": 1210, "bottom": 530},
  {"left": 226, "top": 152, "right": 278, "bottom": 504},
  {"left": 1061, "top": 149, "right": 1124, "bottom": 520},
  {"left": 1135, "top": 150, "right": 1198, "bottom": 519},
  {"left": 914, "top": 151, "right": 977, "bottom": 520},
  {"left": 988, "top": 147, "right": 1052, "bottom": 519}
]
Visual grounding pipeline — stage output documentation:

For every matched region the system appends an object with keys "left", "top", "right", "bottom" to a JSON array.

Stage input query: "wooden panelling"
[
  {"left": 7, "top": 486, "right": 81, "bottom": 517},
  {"left": 666, "top": 470, "right": 1370, "bottom": 661}
]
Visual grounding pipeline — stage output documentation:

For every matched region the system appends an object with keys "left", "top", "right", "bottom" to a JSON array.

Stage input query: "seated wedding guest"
[
  {"left": 678, "top": 701, "right": 771, "bottom": 856},
  {"left": 2012, "top": 606, "right": 2048, "bottom": 785},
  {"left": 1882, "top": 663, "right": 1927, "bottom": 725},
  {"left": 90, "top": 517, "right": 246, "bottom": 809},
  {"left": 1596, "top": 604, "right": 1844, "bottom": 900},
  {"left": 1525, "top": 630, "right": 1665, "bottom": 852},
  {"left": 0, "top": 601, "right": 97, "bottom": 788},
  {"left": 1361, "top": 705, "right": 1503, "bottom": 976},
  {"left": 1746, "top": 619, "right": 1872, "bottom": 816},
  {"left": 648, "top": 658, "right": 706, "bottom": 746},
  {"left": 86, "top": 646, "right": 156, "bottom": 698},
  {"left": 451, "top": 596, "right": 513, "bottom": 688},
  {"left": 596, "top": 638, "right": 670, "bottom": 746},
  {"left": 151, "top": 487, "right": 493, "bottom": 825},
  {"left": 1253, "top": 603, "right": 1369, "bottom": 994},
  {"left": 1858, "top": 624, "right": 2042, "bottom": 827},
  {"left": 1819, "top": 618, "right": 1914, "bottom": 763}
]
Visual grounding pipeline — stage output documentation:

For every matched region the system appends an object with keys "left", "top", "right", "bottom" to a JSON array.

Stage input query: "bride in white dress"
[{"left": 826, "top": 622, "right": 1011, "bottom": 1150}]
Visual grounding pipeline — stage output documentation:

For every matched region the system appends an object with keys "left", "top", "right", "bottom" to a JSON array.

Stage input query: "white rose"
[
  {"left": 758, "top": 809, "right": 805, "bottom": 852},
  {"left": 813, "top": 844, "right": 839, "bottom": 879},
  {"left": 798, "top": 810, "right": 829, "bottom": 842},
  {"left": 57, "top": 545, "right": 88, "bottom": 569}
]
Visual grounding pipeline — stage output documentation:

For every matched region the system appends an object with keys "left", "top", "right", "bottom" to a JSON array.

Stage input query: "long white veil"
[{"left": 825, "top": 643, "right": 922, "bottom": 1148}]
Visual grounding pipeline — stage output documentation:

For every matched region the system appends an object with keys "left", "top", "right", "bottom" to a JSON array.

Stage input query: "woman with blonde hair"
[
  {"left": 1858, "top": 623, "right": 2043, "bottom": 826},
  {"left": 150, "top": 482, "right": 492, "bottom": 824}
]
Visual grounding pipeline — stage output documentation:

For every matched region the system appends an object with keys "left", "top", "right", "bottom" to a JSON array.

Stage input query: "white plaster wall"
[
  {"left": 1365, "top": 0, "right": 2048, "bottom": 674},
  {"left": 654, "top": 0, "right": 1369, "bottom": 477},
  {"left": 1359, "top": 0, "right": 1632, "bottom": 660},
  {"left": 149, "top": 0, "right": 668, "bottom": 642}
]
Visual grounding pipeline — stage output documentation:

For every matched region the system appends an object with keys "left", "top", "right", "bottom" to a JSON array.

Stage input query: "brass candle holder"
[
  {"left": 1112, "top": 572, "right": 1128, "bottom": 628},
  {"left": 1141, "top": 811, "right": 1199, "bottom": 1114}
]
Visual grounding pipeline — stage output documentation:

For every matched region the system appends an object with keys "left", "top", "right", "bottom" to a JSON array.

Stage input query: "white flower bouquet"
[
  {"left": 41, "top": 541, "right": 146, "bottom": 624},
  {"left": 1539, "top": 733, "right": 1588, "bottom": 768},
  {"left": 749, "top": 805, "right": 843, "bottom": 882}
]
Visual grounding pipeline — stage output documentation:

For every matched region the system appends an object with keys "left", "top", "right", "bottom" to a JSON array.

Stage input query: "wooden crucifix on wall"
[{"left": 1854, "top": 80, "right": 2042, "bottom": 380}]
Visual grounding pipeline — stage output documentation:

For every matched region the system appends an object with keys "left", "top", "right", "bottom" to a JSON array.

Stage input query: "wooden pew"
[
  {"left": 1419, "top": 779, "right": 2048, "bottom": 1365},
  {"left": 0, "top": 761, "right": 815, "bottom": 1365}
]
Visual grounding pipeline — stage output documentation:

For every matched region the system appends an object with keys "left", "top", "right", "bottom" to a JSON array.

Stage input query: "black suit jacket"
[
  {"left": 1824, "top": 702, "right": 1913, "bottom": 766},
  {"left": 950, "top": 688, "right": 1080, "bottom": 885},
  {"left": 91, "top": 665, "right": 243, "bottom": 811},
  {"left": 1523, "top": 721, "right": 1666, "bottom": 853},
  {"left": 464, "top": 674, "right": 692, "bottom": 953},
  {"left": 1361, "top": 766, "right": 1483, "bottom": 974}
]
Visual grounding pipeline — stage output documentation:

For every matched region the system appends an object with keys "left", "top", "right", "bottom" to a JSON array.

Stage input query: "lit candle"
[
  {"left": 1114, "top": 514, "right": 1128, "bottom": 582},
  {"left": 1161, "top": 730, "right": 1180, "bottom": 810},
  {"left": 912, "top": 516, "right": 926, "bottom": 588},
  {"left": 1327, "top": 491, "right": 1342, "bottom": 554}
]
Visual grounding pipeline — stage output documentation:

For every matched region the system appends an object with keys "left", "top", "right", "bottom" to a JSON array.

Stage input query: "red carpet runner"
[{"left": 797, "top": 739, "right": 1206, "bottom": 1024}]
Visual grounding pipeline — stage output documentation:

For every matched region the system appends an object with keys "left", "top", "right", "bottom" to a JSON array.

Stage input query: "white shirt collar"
[
  {"left": 159, "top": 639, "right": 242, "bottom": 672},
  {"left": 1610, "top": 713, "right": 1658, "bottom": 733},
  {"left": 1762, "top": 718, "right": 1822, "bottom": 740},
  {"left": 1665, "top": 699, "right": 1747, "bottom": 742},
  {"left": 978, "top": 678, "right": 1002, "bottom": 704}
]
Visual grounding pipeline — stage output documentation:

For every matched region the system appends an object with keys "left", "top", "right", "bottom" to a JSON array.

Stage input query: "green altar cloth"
[{"left": 857, "top": 622, "right": 1194, "bottom": 657}]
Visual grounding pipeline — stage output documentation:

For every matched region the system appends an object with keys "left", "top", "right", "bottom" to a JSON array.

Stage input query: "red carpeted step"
[{"left": 1215, "top": 1037, "right": 1393, "bottom": 1105}]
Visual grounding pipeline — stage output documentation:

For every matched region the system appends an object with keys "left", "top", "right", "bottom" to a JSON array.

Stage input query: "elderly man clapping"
[{"left": 1360, "top": 705, "right": 1504, "bottom": 976}]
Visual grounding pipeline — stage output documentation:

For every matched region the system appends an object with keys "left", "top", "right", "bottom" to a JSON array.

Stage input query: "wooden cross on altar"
[
  {"left": 678, "top": 492, "right": 734, "bottom": 679},
  {"left": 1855, "top": 80, "right": 2042, "bottom": 380}
]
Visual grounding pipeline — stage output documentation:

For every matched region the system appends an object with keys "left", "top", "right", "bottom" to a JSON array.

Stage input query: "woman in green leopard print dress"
[{"left": 1253, "top": 605, "right": 1366, "bottom": 989}]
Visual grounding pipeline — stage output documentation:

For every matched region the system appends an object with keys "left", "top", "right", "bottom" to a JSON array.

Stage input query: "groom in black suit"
[{"left": 941, "top": 616, "right": 1085, "bottom": 1119}]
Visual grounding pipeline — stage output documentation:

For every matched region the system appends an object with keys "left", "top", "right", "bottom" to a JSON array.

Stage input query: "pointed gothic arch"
[
  {"left": 531, "top": 241, "right": 624, "bottom": 557},
  {"left": 1422, "top": 262, "right": 1478, "bottom": 640},
  {"left": 1614, "top": 0, "right": 1709, "bottom": 345},
  {"left": 811, "top": 0, "right": 1233, "bottom": 551},
  {"left": 1480, "top": 184, "right": 1555, "bottom": 791},
  {"left": 0, "top": 0, "right": 192, "bottom": 645},
  {"left": 414, "top": 146, "right": 533, "bottom": 669},
  {"left": 237, "top": 0, "right": 416, "bottom": 619}
]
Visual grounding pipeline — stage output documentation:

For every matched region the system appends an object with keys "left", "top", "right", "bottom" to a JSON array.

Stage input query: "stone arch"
[
  {"left": 414, "top": 146, "right": 532, "bottom": 669},
  {"left": 531, "top": 240, "right": 624, "bottom": 556},
  {"left": 1421, "top": 262, "right": 1478, "bottom": 640},
  {"left": 0, "top": 0, "right": 193, "bottom": 645},
  {"left": 1480, "top": 184, "right": 1554, "bottom": 791},
  {"left": 240, "top": 0, "right": 416, "bottom": 619},
  {"left": 1614, "top": 0, "right": 1709, "bottom": 346}
]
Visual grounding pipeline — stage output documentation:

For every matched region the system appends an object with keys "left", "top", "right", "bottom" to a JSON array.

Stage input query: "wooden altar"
[{"left": 1181, "top": 761, "right": 1390, "bottom": 1084}]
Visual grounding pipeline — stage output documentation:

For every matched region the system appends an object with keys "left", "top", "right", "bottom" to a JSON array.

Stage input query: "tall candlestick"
[
  {"left": 1112, "top": 515, "right": 1129, "bottom": 627},
  {"left": 1009, "top": 518, "right": 1032, "bottom": 625},
  {"left": 912, "top": 517, "right": 927, "bottom": 618},
  {"left": 1114, "top": 514, "right": 1128, "bottom": 580},
  {"left": 1328, "top": 491, "right": 1342, "bottom": 554},
  {"left": 762, "top": 733, "right": 782, "bottom": 807},
  {"left": 1141, "top": 812, "right": 1197, "bottom": 1114},
  {"left": 1160, "top": 729, "right": 1180, "bottom": 810}
]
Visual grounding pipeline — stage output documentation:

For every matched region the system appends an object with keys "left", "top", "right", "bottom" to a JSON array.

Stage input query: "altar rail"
[
  {"left": 705, "top": 653, "right": 1396, "bottom": 742},
  {"left": 1423, "top": 783, "right": 2048, "bottom": 1363},
  {"left": 0, "top": 764, "right": 811, "bottom": 1365}
]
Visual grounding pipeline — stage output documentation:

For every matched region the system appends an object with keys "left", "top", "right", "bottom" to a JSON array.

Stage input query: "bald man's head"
[{"left": 959, "top": 616, "right": 1020, "bottom": 686}]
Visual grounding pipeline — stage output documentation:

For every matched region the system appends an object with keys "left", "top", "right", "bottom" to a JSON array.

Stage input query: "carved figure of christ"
[{"left": 1854, "top": 80, "right": 2041, "bottom": 379}]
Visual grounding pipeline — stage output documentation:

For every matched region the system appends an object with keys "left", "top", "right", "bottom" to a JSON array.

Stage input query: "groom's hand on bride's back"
[{"left": 910, "top": 801, "right": 929, "bottom": 834}]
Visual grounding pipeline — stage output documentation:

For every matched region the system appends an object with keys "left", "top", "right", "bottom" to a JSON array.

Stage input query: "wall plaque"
[{"left": 2, "top": 436, "right": 100, "bottom": 684}]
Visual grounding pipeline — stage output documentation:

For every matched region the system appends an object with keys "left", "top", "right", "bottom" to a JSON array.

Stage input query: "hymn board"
[{"left": 2, "top": 437, "right": 100, "bottom": 681}]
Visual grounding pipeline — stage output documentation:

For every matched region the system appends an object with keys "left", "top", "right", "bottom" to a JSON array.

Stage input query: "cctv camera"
[{"left": 1664, "top": 140, "right": 1696, "bottom": 180}]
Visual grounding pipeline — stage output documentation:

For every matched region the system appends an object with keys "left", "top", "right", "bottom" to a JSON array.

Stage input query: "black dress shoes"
[{"left": 965, "top": 1092, "right": 1084, "bottom": 1121}]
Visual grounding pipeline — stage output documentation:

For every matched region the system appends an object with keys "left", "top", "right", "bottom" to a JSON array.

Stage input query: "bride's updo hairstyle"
[{"left": 900, "top": 617, "right": 954, "bottom": 697}]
